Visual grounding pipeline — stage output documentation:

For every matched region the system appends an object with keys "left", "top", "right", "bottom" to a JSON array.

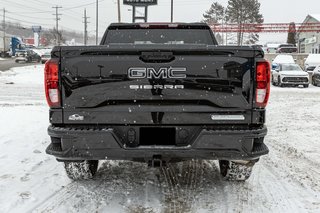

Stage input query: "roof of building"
[
  {"left": 308, "top": 14, "right": 320, "bottom": 22},
  {"left": 297, "top": 14, "right": 320, "bottom": 36}
]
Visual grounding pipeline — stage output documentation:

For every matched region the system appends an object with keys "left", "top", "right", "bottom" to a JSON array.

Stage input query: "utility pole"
[
  {"left": 117, "top": 0, "right": 121, "bottom": 23},
  {"left": 52, "top": 6, "right": 62, "bottom": 45},
  {"left": 83, "top": 9, "right": 90, "bottom": 46},
  {"left": 171, "top": 0, "right": 173, "bottom": 23},
  {"left": 2, "top": 8, "right": 6, "bottom": 57},
  {"left": 96, "top": 0, "right": 98, "bottom": 45}
]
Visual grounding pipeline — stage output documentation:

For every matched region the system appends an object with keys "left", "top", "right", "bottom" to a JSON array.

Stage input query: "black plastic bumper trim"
[{"left": 46, "top": 125, "right": 268, "bottom": 161}]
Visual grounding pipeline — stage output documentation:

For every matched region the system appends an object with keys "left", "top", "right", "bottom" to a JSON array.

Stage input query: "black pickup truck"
[{"left": 45, "top": 23, "right": 270, "bottom": 181}]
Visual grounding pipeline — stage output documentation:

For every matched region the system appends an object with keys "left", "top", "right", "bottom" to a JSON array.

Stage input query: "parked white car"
[
  {"left": 271, "top": 63, "right": 309, "bottom": 88},
  {"left": 304, "top": 54, "right": 320, "bottom": 74},
  {"left": 271, "top": 54, "right": 295, "bottom": 70}
]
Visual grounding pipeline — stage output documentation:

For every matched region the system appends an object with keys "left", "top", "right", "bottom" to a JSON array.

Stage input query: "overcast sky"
[{"left": 1, "top": 0, "right": 320, "bottom": 44}]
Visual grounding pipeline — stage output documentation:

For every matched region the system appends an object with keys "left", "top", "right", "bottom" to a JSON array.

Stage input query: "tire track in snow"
[
  {"left": 266, "top": 137, "right": 320, "bottom": 193},
  {"left": 200, "top": 160, "right": 229, "bottom": 212},
  {"left": 161, "top": 160, "right": 208, "bottom": 213},
  {"left": 254, "top": 159, "right": 315, "bottom": 213},
  {"left": 161, "top": 166, "right": 177, "bottom": 213},
  {"left": 184, "top": 160, "right": 202, "bottom": 212},
  {"left": 161, "top": 160, "right": 203, "bottom": 213},
  {"left": 27, "top": 182, "right": 78, "bottom": 213}
]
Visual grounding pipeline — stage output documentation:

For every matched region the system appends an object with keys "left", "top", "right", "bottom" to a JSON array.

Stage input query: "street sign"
[
  {"left": 123, "top": 0, "right": 157, "bottom": 5},
  {"left": 305, "top": 36, "right": 317, "bottom": 45},
  {"left": 32, "top": 26, "right": 42, "bottom": 33}
]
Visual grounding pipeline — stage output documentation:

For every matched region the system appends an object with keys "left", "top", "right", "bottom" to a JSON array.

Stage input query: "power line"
[
  {"left": 52, "top": 5, "right": 62, "bottom": 45},
  {"left": 6, "top": 11, "right": 53, "bottom": 20},
  {"left": 5, "top": 15, "right": 52, "bottom": 26},
  {"left": 63, "top": 13, "right": 83, "bottom": 22},
  {"left": 62, "top": 0, "right": 105, "bottom": 12},
  {"left": 0, "top": 0, "right": 52, "bottom": 13},
  {"left": 27, "top": 0, "right": 55, "bottom": 6},
  {"left": 3, "top": 0, "right": 105, "bottom": 15}
]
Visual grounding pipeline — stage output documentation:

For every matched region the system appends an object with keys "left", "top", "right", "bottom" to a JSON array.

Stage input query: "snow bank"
[
  {"left": 0, "top": 65, "right": 71, "bottom": 213},
  {"left": 0, "top": 65, "right": 44, "bottom": 84},
  {"left": 0, "top": 65, "right": 45, "bottom": 106}
]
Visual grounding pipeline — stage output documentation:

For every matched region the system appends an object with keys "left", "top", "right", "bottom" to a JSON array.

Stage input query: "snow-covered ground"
[{"left": 0, "top": 66, "right": 320, "bottom": 213}]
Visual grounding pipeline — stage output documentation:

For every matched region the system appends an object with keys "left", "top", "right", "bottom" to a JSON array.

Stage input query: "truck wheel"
[
  {"left": 64, "top": 160, "right": 98, "bottom": 180},
  {"left": 303, "top": 84, "right": 309, "bottom": 88},
  {"left": 219, "top": 160, "right": 254, "bottom": 181}
]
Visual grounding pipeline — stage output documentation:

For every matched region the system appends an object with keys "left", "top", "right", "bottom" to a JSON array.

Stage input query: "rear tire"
[
  {"left": 303, "top": 84, "right": 309, "bottom": 88},
  {"left": 64, "top": 160, "right": 98, "bottom": 180},
  {"left": 219, "top": 160, "right": 255, "bottom": 181}
]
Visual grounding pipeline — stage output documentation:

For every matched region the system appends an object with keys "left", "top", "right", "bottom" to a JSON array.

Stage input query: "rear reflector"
[
  {"left": 256, "top": 89, "right": 267, "bottom": 103},
  {"left": 256, "top": 61, "right": 270, "bottom": 108},
  {"left": 44, "top": 59, "right": 60, "bottom": 107}
]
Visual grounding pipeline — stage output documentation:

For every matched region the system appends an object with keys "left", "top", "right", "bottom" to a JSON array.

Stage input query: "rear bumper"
[{"left": 46, "top": 125, "right": 269, "bottom": 162}]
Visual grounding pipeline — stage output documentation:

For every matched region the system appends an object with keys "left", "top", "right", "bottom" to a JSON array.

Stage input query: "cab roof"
[{"left": 108, "top": 22, "right": 211, "bottom": 30}]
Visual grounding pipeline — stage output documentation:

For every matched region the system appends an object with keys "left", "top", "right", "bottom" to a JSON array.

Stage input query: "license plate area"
[{"left": 140, "top": 127, "right": 176, "bottom": 146}]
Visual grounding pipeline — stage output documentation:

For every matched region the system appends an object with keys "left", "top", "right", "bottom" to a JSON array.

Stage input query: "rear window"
[{"left": 104, "top": 29, "right": 214, "bottom": 45}]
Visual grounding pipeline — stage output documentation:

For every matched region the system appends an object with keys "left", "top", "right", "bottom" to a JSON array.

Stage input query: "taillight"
[
  {"left": 44, "top": 59, "right": 60, "bottom": 107},
  {"left": 256, "top": 61, "right": 270, "bottom": 108}
]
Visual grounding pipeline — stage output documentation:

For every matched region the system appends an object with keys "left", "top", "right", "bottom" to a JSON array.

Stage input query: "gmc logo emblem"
[{"left": 128, "top": 67, "right": 187, "bottom": 79}]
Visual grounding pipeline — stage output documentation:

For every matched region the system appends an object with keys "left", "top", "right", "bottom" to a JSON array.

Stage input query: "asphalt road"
[{"left": 0, "top": 58, "right": 40, "bottom": 71}]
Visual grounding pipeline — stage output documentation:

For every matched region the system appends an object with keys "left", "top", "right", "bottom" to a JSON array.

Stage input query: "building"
[
  {"left": 297, "top": 14, "right": 320, "bottom": 54},
  {"left": 22, "top": 37, "right": 48, "bottom": 47}
]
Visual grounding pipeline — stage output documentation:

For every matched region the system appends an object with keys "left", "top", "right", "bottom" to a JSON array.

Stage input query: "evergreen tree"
[
  {"left": 226, "top": 0, "right": 263, "bottom": 45},
  {"left": 203, "top": 2, "right": 225, "bottom": 24},
  {"left": 203, "top": 2, "right": 226, "bottom": 44},
  {"left": 287, "top": 22, "right": 297, "bottom": 45}
]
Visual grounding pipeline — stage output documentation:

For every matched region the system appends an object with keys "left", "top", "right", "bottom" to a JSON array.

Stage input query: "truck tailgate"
[{"left": 57, "top": 45, "right": 262, "bottom": 124}]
